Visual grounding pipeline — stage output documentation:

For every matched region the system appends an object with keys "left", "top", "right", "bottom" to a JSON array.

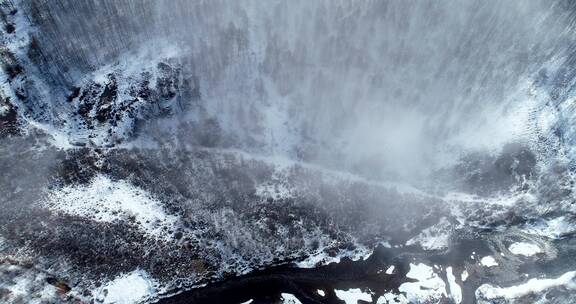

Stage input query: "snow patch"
[
  {"left": 461, "top": 270, "right": 469, "bottom": 282},
  {"left": 508, "top": 242, "right": 542, "bottom": 257},
  {"left": 406, "top": 217, "right": 451, "bottom": 250},
  {"left": 377, "top": 292, "right": 409, "bottom": 304},
  {"left": 44, "top": 174, "right": 178, "bottom": 240},
  {"left": 27, "top": 120, "right": 74, "bottom": 150},
  {"left": 95, "top": 270, "right": 156, "bottom": 304},
  {"left": 281, "top": 293, "right": 303, "bottom": 304},
  {"left": 446, "top": 266, "right": 462, "bottom": 304},
  {"left": 0, "top": 103, "right": 8, "bottom": 116},
  {"left": 335, "top": 288, "right": 372, "bottom": 304},
  {"left": 476, "top": 270, "right": 576, "bottom": 302},
  {"left": 480, "top": 256, "right": 498, "bottom": 267},
  {"left": 0, "top": 263, "right": 68, "bottom": 304},
  {"left": 296, "top": 243, "right": 372, "bottom": 268},
  {"left": 398, "top": 263, "right": 447, "bottom": 303}
]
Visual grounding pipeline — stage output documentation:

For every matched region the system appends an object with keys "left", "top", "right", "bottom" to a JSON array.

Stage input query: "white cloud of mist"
[{"left": 22, "top": 0, "right": 576, "bottom": 184}]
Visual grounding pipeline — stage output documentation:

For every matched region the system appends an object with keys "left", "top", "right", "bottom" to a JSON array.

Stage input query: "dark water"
[
  {"left": 156, "top": 234, "right": 576, "bottom": 304},
  {"left": 157, "top": 245, "right": 415, "bottom": 304}
]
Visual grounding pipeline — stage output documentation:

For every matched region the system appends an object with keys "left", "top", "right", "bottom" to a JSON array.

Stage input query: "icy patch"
[
  {"left": 508, "top": 242, "right": 542, "bottom": 257},
  {"left": 316, "top": 289, "right": 325, "bottom": 296},
  {"left": 335, "top": 288, "right": 372, "bottom": 304},
  {"left": 281, "top": 293, "right": 303, "bottom": 304},
  {"left": 406, "top": 217, "right": 451, "bottom": 250},
  {"left": 480, "top": 256, "right": 498, "bottom": 267},
  {"left": 446, "top": 267, "right": 462, "bottom": 304},
  {"left": 385, "top": 265, "right": 396, "bottom": 275},
  {"left": 44, "top": 174, "right": 178, "bottom": 240},
  {"left": 476, "top": 270, "right": 576, "bottom": 302},
  {"left": 95, "top": 270, "right": 156, "bottom": 304},
  {"left": 398, "top": 263, "right": 447, "bottom": 303}
]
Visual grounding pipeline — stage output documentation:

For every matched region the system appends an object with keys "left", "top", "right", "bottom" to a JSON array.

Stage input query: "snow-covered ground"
[
  {"left": 335, "top": 288, "right": 372, "bottom": 304},
  {"left": 281, "top": 293, "right": 303, "bottom": 304},
  {"left": 397, "top": 263, "right": 447, "bottom": 303},
  {"left": 480, "top": 256, "right": 499, "bottom": 268},
  {"left": 476, "top": 271, "right": 576, "bottom": 303},
  {"left": 94, "top": 270, "right": 157, "bottom": 304},
  {"left": 446, "top": 266, "right": 462, "bottom": 304},
  {"left": 508, "top": 242, "right": 542, "bottom": 257},
  {"left": 43, "top": 174, "right": 179, "bottom": 241},
  {"left": 406, "top": 217, "right": 452, "bottom": 250}
]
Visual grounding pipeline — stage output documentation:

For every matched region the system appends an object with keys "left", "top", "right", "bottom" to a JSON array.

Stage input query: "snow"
[
  {"left": 335, "top": 288, "right": 372, "bottom": 304},
  {"left": 508, "top": 242, "right": 542, "bottom": 257},
  {"left": 385, "top": 265, "right": 396, "bottom": 274},
  {"left": 476, "top": 270, "right": 576, "bottom": 301},
  {"left": 240, "top": 300, "right": 254, "bottom": 304},
  {"left": 316, "top": 289, "right": 325, "bottom": 296},
  {"left": 0, "top": 263, "right": 65, "bottom": 304},
  {"left": 480, "top": 256, "right": 498, "bottom": 267},
  {"left": 281, "top": 293, "right": 303, "bottom": 304},
  {"left": 406, "top": 217, "right": 451, "bottom": 250},
  {"left": 521, "top": 216, "right": 575, "bottom": 239},
  {"left": 8, "top": 275, "right": 34, "bottom": 298},
  {"left": 377, "top": 292, "right": 409, "bottom": 304},
  {"left": 0, "top": 103, "right": 8, "bottom": 116},
  {"left": 398, "top": 263, "right": 447, "bottom": 303},
  {"left": 27, "top": 120, "right": 74, "bottom": 150},
  {"left": 446, "top": 267, "right": 462, "bottom": 304},
  {"left": 296, "top": 243, "right": 372, "bottom": 268},
  {"left": 44, "top": 174, "right": 179, "bottom": 240},
  {"left": 461, "top": 270, "right": 469, "bottom": 282},
  {"left": 95, "top": 270, "right": 156, "bottom": 304}
]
